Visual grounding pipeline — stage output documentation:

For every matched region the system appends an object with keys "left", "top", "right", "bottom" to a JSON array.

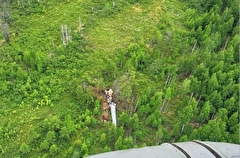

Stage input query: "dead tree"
[
  {"left": 160, "top": 98, "right": 168, "bottom": 113},
  {"left": 16, "top": 0, "right": 38, "bottom": 7},
  {"left": 82, "top": 82, "right": 87, "bottom": 92},
  {"left": 17, "top": 0, "right": 25, "bottom": 8},
  {"left": 164, "top": 74, "right": 172, "bottom": 89},
  {"left": 1, "top": 22, "right": 9, "bottom": 42},
  {"left": 0, "top": 0, "right": 11, "bottom": 43},
  {"left": 78, "top": 17, "right": 84, "bottom": 33},
  {"left": 112, "top": 0, "right": 115, "bottom": 7},
  {"left": 222, "top": 36, "right": 230, "bottom": 50},
  {"left": 191, "top": 39, "right": 197, "bottom": 53},
  {"left": 61, "top": 25, "right": 72, "bottom": 47}
]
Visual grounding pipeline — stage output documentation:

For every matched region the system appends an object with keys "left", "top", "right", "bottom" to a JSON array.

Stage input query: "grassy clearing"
[{"left": 87, "top": 1, "right": 162, "bottom": 52}]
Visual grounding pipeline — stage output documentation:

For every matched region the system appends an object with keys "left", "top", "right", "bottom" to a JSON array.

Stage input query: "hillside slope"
[{"left": 0, "top": 0, "right": 239, "bottom": 157}]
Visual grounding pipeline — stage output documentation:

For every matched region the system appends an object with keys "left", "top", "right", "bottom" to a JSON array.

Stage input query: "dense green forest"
[{"left": 0, "top": 0, "right": 239, "bottom": 157}]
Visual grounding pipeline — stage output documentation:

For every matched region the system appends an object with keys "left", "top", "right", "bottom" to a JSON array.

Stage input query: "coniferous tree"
[
  {"left": 178, "top": 103, "right": 194, "bottom": 132},
  {"left": 123, "top": 136, "right": 133, "bottom": 149},
  {"left": 155, "top": 126, "right": 163, "bottom": 144},
  {"left": 115, "top": 136, "right": 123, "bottom": 150},
  {"left": 199, "top": 101, "right": 211, "bottom": 122},
  {"left": 49, "top": 144, "right": 59, "bottom": 156},
  {"left": 20, "top": 143, "right": 30, "bottom": 154},
  {"left": 227, "top": 112, "right": 239, "bottom": 133},
  {"left": 80, "top": 142, "right": 88, "bottom": 157}
]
